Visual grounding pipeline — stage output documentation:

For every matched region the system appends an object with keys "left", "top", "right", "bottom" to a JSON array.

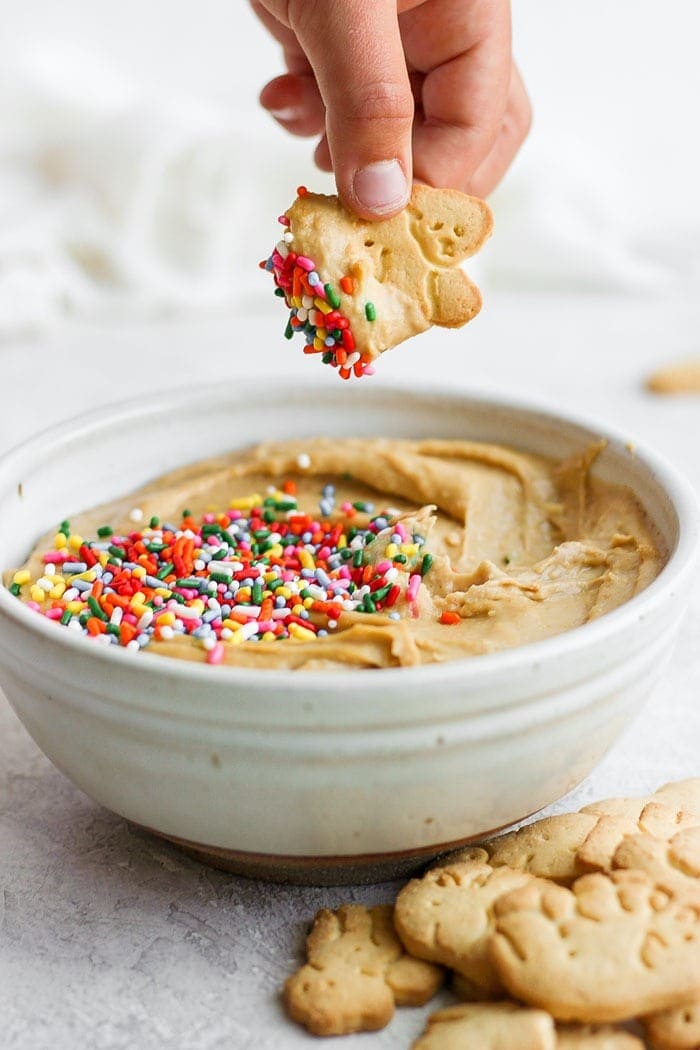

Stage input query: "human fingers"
[
  {"left": 259, "top": 73, "right": 326, "bottom": 137},
  {"left": 287, "top": 0, "right": 414, "bottom": 218},
  {"left": 466, "top": 61, "right": 531, "bottom": 197},
  {"left": 402, "top": 0, "right": 513, "bottom": 189}
]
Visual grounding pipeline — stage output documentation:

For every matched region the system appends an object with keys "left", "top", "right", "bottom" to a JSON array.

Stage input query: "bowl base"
[{"left": 138, "top": 819, "right": 527, "bottom": 886}]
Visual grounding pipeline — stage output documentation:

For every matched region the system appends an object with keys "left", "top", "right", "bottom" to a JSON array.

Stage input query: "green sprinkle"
[
  {"left": 59, "top": 520, "right": 71, "bottom": 536},
  {"left": 210, "top": 571, "right": 233, "bottom": 585},
  {"left": 263, "top": 509, "right": 275, "bottom": 524},
  {"left": 182, "top": 508, "right": 192, "bottom": 519},
  {"left": 275, "top": 499, "right": 297, "bottom": 511},
  {"left": 284, "top": 319, "right": 294, "bottom": 340},
  {"left": 421, "top": 553, "right": 434, "bottom": 577},
  {"left": 332, "top": 329, "right": 342, "bottom": 340},
  {"left": 274, "top": 287, "right": 285, "bottom": 297},
  {"left": 362, "top": 596, "right": 377, "bottom": 613},
  {"left": 372, "top": 584, "right": 392, "bottom": 603},
  {"left": 87, "top": 596, "right": 108, "bottom": 621},
  {"left": 147, "top": 542, "right": 167, "bottom": 552},
  {"left": 107, "top": 623, "right": 121, "bottom": 637},
  {"left": 149, "top": 516, "right": 160, "bottom": 528},
  {"left": 503, "top": 555, "right": 511, "bottom": 566},
  {"left": 352, "top": 550, "right": 364, "bottom": 568},
  {"left": 252, "top": 582, "right": 263, "bottom": 604},
  {"left": 364, "top": 301, "right": 376, "bottom": 322},
  {"left": 324, "top": 283, "right": 341, "bottom": 308},
  {"left": 267, "top": 578, "right": 285, "bottom": 590},
  {"left": 156, "top": 562, "right": 175, "bottom": 581},
  {"left": 97, "top": 525, "right": 113, "bottom": 538},
  {"left": 9, "top": 583, "right": 21, "bottom": 596},
  {"left": 202, "top": 524, "right": 222, "bottom": 536},
  {"left": 322, "top": 351, "right": 333, "bottom": 364},
  {"left": 221, "top": 530, "right": 236, "bottom": 548},
  {"left": 394, "top": 553, "right": 408, "bottom": 564},
  {"left": 211, "top": 549, "right": 228, "bottom": 561},
  {"left": 79, "top": 612, "right": 90, "bottom": 627},
  {"left": 60, "top": 610, "right": 72, "bottom": 625},
  {"left": 108, "top": 545, "right": 126, "bottom": 559}
]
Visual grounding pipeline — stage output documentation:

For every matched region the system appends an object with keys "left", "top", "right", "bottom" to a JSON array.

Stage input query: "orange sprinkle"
[
  {"left": 119, "top": 623, "right": 137, "bottom": 646},
  {"left": 86, "top": 617, "right": 107, "bottom": 636},
  {"left": 439, "top": 611, "right": 461, "bottom": 626},
  {"left": 91, "top": 580, "right": 104, "bottom": 599},
  {"left": 260, "top": 598, "right": 273, "bottom": 621},
  {"left": 283, "top": 479, "right": 297, "bottom": 496},
  {"left": 340, "top": 275, "right": 354, "bottom": 294}
]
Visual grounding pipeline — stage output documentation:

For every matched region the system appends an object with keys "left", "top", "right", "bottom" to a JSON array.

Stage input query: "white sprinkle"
[
  {"left": 45, "top": 564, "right": 56, "bottom": 577},
  {"left": 302, "top": 295, "right": 314, "bottom": 309},
  {"left": 345, "top": 351, "right": 361, "bottom": 367},
  {"left": 159, "top": 625, "right": 175, "bottom": 640},
  {"left": 110, "top": 607, "right": 123, "bottom": 626},
  {"left": 173, "top": 605, "right": 200, "bottom": 620},
  {"left": 126, "top": 640, "right": 140, "bottom": 651},
  {"left": 137, "top": 609, "right": 154, "bottom": 630},
  {"left": 296, "top": 308, "right": 308, "bottom": 322},
  {"left": 297, "top": 453, "right": 311, "bottom": 470},
  {"left": 37, "top": 577, "right": 53, "bottom": 592},
  {"left": 237, "top": 621, "right": 259, "bottom": 642},
  {"left": 129, "top": 507, "right": 144, "bottom": 523},
  {"left": 193, "top": 560, "right": 205, "bottom": 571},
  {"left": 221, "top": 628, "right": 233, "bottom": 640},
  {"left": 276, "top": 240, "right": 289, "bottom": 257},
  {"left": 202, "top": 637, "right": 216, "bottom": 651},
  {"left": 283, "top": 231, "right": 294, "bottom": 244},
  {"left": 327, "top": 619, "right": 338, "bottom": 630}
]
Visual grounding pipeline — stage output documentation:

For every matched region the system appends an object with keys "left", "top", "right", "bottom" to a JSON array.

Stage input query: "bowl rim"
[{"left": 0, "top": 377, "right": 698, "bottom": 692}]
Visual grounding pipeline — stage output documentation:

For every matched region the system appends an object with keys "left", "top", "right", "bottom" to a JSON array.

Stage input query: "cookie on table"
[
  {"left": 490, "top": 869, "right": 700, "bottom": 1022},
  {"left": 577, "top": 803, "right": 700, "bottom": 875},
  {"left": 263, "top": 184, "right": 493, "bottom": 379},
  {"left": 643, "top": 1000, "right": 700, "bottom": 1049},
  {"left": 612, "top": 826, "right": 700, "bottom": 904},
  {"left": 283, "top": 903, "right": 443, "bottom": 1036},
  {"left": 411, "top": 1001, "right": 556, "bottom": 1050},
  {"left": 394, "top": 857, "right": 536, "bottom": 995},
  {"left": 481, "top": 813, "right": 601, "bottom": 885},
  {"left": 556, "top": 1025, "right": 645, "bottom": 1048}
]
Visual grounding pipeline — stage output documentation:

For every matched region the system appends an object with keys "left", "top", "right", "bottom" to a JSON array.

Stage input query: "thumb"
[{"left": 288, "top": 0, "right": 414, "bottom": 219}]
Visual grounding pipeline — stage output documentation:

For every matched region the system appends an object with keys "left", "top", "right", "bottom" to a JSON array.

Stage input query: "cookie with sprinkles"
[{"left": 261, "top": 184, "right": 493, "bottom": 378}]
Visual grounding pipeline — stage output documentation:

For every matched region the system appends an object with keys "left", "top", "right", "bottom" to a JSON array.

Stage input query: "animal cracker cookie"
[
  {"left": 263, "top": 184, "right": 493, "bottom": 378},
  {"left": 411, "top": 1001, "right": 556, "bottom": 1050},
  {"left": 643, "top": 1000, "right": 700, "bottom": 1049},
  {"left": 556, "top": 1026, "right": 645, "bottom": 1048},
  {"left": 490, "top": 869, "right": 700, "bottom": 1022},
  {"left": 577, "top": 803, "right": 700, "bottom": 875},
  {"left": 394, "top": 858, "right": 535, "bottom": 995},
  {"left": 482, "top": 813, "right": 600, "bottom": 885},
  {"left": 283, "top": 903, "right": 443, "bottom": 1036},
  {"left": 612, "top": 827, "right": 700, "bottom": 903}
]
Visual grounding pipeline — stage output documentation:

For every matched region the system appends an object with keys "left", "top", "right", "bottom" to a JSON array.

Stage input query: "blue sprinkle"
[
  {"left": 265, "top": 258, "right": 274, "bottom": 271},
  {"left": 389, "top": 612, "right": 401, "bottom": 621},
  {"left": 275, "top": 596, "right": 286, "bottom": 608},
  {"left": 308, "top": 271, "right": 320, "bottom": 286},
  {"left": 317, "top": 629, "right": 328, "bottom": 637},
  {"left": 324, "top": 337, "right": 335, "bottom": 347},
  {"left": 299, "top": 609, "right": 310, "bottom": 620},
  {"left": 301, "top": 568, "right": 315, "bottom": 579}
]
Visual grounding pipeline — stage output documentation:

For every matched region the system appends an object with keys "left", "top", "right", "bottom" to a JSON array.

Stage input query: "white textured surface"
[{"left": 1, "top": 291, "right": 700, "bottom": 1049}]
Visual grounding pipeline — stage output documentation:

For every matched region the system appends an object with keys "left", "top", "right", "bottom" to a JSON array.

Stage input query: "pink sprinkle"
[
  {"left": 257, "top": 620, "right": 275, "bottom": 632},
  {"left": 395, "top": 523, "right": 408, "bottom": 541},
  {"left": 43, "top": 551, "right": 65, "bottom": 564},
  {"left": 27, "top": 601, "right": 41, "bottom": 612},
  {"left": 338, "top": 566, "right": 351, "bottom": 579},
  {"left": 341, "top": 501, "right": 352, "bottom": 513},
  {"left": 362, "top": 365, "right": 376, "bottom": 376},
  {"left": 203, "top": 513, "right": 215, "bottom": 523},
  {"left": 407, "top": 573, "right": 421, "bottom": 602},
  {"left": 375, "top": 560, "right": 391, "bottom": 574},
  {"left": 296, "top": 255, "right": 314, "bottom": 271},
  {"left": 45, "top": 607, "right": 63, "bottom": 620},
  {"left": 277, "top": 215, "right": 290, "bottom": 226},
  {"left": 314, "top": 283, "right": 327, "bottom": 300},
  {"left": 229, "top": 510, "right": 242, "bottom": 521},
  {"left": 123, "top": 613, "right": 138, "bottom": 625},
  {"left": 207, "top": 641, "right": 225, "bottom": 665}
]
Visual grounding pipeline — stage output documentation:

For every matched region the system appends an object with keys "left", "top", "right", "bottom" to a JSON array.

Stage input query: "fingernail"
[
  {"left": 268, "top": 105, "right": 302, "bottom": 122},
  {"left": 353, "top": 160, "right": 409, "bottom": 215}
]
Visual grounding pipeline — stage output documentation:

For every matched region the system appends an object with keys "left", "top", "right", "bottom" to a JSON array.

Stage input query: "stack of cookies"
[{"left": 283, "top": 778, "right": 700, "bottom": 1049}]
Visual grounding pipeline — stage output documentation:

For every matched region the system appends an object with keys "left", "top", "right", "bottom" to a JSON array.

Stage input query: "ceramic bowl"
[{"left": 0, "top": 382, "right": 697, "bottom": 884}]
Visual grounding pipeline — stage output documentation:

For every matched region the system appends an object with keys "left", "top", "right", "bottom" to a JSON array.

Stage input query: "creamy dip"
[{"left": 5, "top": 438, "right": 664, "bottom": 670}]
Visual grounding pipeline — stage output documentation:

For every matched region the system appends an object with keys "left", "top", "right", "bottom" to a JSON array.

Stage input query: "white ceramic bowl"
[{"left": 0, "top": 382, "right": 697, "bottom": 884}]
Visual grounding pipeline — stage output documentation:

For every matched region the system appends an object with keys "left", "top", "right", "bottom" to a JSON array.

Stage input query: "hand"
[{"left": 252, "top": 0, "right": 530, "bottom": 219}]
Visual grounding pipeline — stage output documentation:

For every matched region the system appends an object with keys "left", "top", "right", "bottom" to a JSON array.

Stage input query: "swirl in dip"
[{"left": 5, "top": 438, "right": 664, "bottom": 670}]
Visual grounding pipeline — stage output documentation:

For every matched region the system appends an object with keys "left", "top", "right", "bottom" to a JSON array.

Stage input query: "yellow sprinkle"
[
  {"left": 154, "top": 587, "right": 171, "bottom": 598},
  {"left": 267, "top": 544, "right": 283, "bottom": 559},
  {"left": 54, "top": 533, "right": 67, "bottom": 549},
  {"left": 278, "top": 586, "right": 292, "bottom": 600},
  {"left": 12, "top": 570, "right": 31, "bottom": 585},
  {"left": 290, "top": 296, "right": 302, "bottom": 309},
  {"left": 237, "top": 588, "right": 251, "bottom": 602},
  {"left": 222, "top": 618, "right": 241, "bottom": 631},
  {"left": 316, "top": 327, "right": 327, "bottom": 340},
  {"left": 50, "top": 582, "right": 66, "bottom": 599},
  {"left": 298, "top": 549, "right": 314, "bottom": 570},
  {"left": 131, "top": 565, "right": 146, "bottom": 579},
  {"left": 313, "top": 338, "right": 324, "bottom": 351},
  {"left": 314, "top": 297, "right": 332, "bottom": 314},
  {"left": 68, "top": 534, "right": 84, "bottom": 551},
  {"left": 303, "top": 596, "right": 314, "bottom": 608},
  {"left": 67, "top": 600, "right": 84, "bottom": 614},
  {"left": 262, "top": 631, "right": 276, "bottom": 642},
  {"left": 385, "top": 543, "right": 398, "bottom": 558},
  {"left": 229, "top": 494, "right": 262, "bottom": 510},
  {"left": 69, "top": 570, "right": 96, "bottom": 583},
  {"left": 264, "top": 572, "right": 277, "bottom": 582},
  {"left": 98, "top": 552, "right": 110, "bottom": 567},
  {"left": 337, "top": 535, "right": 347, "bottom": 549},
  {"left": 289, "top": 623, "right": 316, "bottom": 642},
  {"left": 156, "top": 612, "right": 175, "bottom": 627},
  {"left": 30, "top": 585, "right": 45, "bottom": 603},
  {"left": 401, "top": 543, "right": 418, "bottom": 557},
  {"left": 131, "top": 591, "right": 146, "bottom": 606},
  {"left": 190, "top": 599, "right": 205, "bottom": 615},
  {"left": 229, "top": 631, "right": 246, "bottom": 646}
]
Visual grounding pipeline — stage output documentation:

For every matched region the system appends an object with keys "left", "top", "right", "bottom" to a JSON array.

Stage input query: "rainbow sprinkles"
[
  {"left": 261, "top": 186, "right": 376, "bottom": 380},
  {"left": 8, "top": 481, "right": 433, "bottom": 665}
]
